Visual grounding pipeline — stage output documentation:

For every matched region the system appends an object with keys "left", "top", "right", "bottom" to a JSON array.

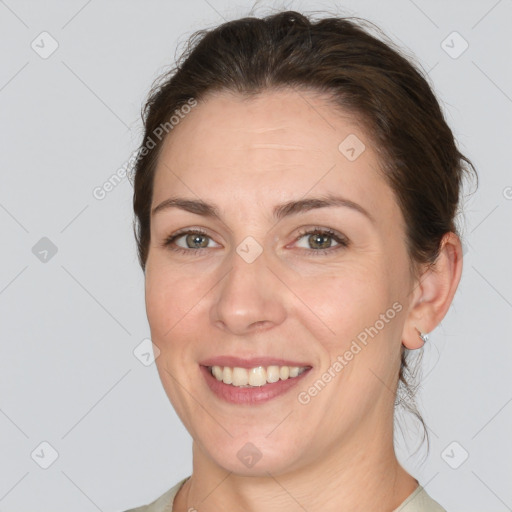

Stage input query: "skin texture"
[{"left": 144, "top": 88, "right": 463, "bottom": 511}]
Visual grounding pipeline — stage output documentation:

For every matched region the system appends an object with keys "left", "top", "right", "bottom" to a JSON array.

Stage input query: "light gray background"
[{"left": 0, "top": 0, "right": 511, "bottom": 510}]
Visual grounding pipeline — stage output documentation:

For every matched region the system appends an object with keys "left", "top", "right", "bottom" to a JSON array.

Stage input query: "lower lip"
[{"left": 200, "top": 365, "right": 311, "bottom": 405}]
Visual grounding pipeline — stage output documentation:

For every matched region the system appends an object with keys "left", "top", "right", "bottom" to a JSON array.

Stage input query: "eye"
[
  {"left": 161, "top": 227, "right": 348, "bottom": 256},
  {"left": 293, "top": 227, "right": 349, "bottom": 254},
  {"left": 162, "top": 229, "right": 220, "bottom": 253}
]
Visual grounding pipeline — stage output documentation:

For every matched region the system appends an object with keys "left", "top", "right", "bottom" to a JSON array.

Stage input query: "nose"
[{"left": 210, "top": 249, "right": 287, "bottom": 335}]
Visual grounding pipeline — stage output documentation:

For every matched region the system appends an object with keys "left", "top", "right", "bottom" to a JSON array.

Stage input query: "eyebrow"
[{"left": 151, "top": 194, "right": 374, "bottom": 223}]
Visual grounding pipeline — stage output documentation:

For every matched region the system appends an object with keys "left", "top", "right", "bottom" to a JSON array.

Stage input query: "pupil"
[
  {"left": 310, "top": 233, "right": 330, "bottom": 249},
  {"left": 187, "top": 234, "right": 208, "bottom": 248}
]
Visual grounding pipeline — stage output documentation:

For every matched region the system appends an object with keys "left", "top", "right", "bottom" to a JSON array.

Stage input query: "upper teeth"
[{"left": 210, "top": 365, "right": 308, "bottom": 387}]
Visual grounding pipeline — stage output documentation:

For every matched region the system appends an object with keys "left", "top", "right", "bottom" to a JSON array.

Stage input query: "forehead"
[
  {"left": 152, "top": 88, "right": 397, "bottom": 223},
  {"left": 157, "top": 88, "right": 367, "bottom": 167}
]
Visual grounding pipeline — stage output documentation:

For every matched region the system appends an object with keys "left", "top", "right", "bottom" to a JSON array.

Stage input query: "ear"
[{"left": 402, "top": 232, "right": 463, "bottom": 349}]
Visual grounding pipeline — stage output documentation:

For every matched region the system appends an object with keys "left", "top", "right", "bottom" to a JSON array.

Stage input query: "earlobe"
[
  {"left": 402, "top": 232, "right": 463, "bottom": 350},
  {"left": 415, "top": 327, "right": 429, "bottom": 344},
  {"left": 402, "top": 324, "right": 428, "bottom": 350}
]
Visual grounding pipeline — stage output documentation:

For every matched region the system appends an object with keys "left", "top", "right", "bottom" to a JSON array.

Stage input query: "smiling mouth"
[{"left": 207, "top": 364, "right": 311, "bottom": 387}]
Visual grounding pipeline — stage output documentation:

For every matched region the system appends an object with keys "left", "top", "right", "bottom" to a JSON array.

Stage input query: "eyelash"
[{"left": 162, "top": 227, "right": 349, "bottom": 256}]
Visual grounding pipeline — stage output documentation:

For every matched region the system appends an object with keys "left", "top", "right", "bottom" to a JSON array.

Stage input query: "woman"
[{"left": 125, "top": 10, "right": 475, "bottom": 512}]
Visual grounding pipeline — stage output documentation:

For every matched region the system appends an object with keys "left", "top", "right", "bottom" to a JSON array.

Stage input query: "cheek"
[
  {"left": 145, "top": 265, "right": 205, "bottom": 410},
  {"left": 293, "top": 262, "right": 387, "bottom": 334},
  {"left": 144, "top": 262, "right": 204, "bottom": 345},
  {"left": 291, "top": 260, "right": 404, "bottom": 376}
]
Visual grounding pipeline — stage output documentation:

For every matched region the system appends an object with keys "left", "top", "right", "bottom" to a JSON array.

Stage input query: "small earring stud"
[{"left": 415, "top": 327, "right": 429, "bottom": 343}]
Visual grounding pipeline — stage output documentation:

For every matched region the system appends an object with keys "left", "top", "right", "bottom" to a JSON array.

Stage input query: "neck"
[{"left": 174, "top": 416, "right": 418, "bottom": 512}]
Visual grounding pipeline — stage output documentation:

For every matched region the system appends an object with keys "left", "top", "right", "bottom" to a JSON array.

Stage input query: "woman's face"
[{"left": 145, "top": 88, "right": 417, "bottom": 475}]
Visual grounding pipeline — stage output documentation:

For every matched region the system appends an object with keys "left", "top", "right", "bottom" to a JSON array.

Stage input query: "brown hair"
[{"left": 131, "top": 10, "right": 476, "bottom": 455}]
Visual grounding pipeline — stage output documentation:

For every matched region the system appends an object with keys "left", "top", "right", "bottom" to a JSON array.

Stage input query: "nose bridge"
[{"left": 210, "top": 241, "right": 286, "bottom": 334}]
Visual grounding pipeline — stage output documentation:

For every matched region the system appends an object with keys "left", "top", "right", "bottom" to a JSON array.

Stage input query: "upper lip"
[{"left": 200, "top": 356, "right": 312, "bottom": 369}]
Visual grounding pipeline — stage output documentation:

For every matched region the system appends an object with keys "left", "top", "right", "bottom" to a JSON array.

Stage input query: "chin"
[{"left": 198, "top": 431, "right": 309, "bottom": 477}]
